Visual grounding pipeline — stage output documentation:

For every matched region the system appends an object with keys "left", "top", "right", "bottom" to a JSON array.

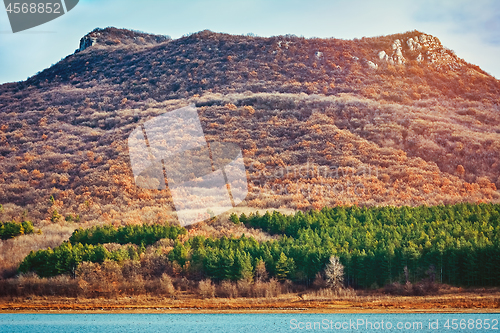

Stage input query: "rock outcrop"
[
  {"left": 78, "top": 35, "right": 97, "bottom": 52},
  {"left": 374, "top": 33, "right": 464, "bottom": 71},
  {"left": 75, "top": 27, "right": 171, "bottom": 53},
  {"left": 393, "top": 39, "right": 405, "bottom": 64}
]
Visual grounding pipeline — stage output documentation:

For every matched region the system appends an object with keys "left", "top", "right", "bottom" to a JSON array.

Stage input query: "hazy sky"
[{"left": 0, "top": 0, "right": 499, "bottom": 84}]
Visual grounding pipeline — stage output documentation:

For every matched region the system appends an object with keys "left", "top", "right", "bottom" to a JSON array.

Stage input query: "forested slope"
[{"left": 19, "top": 203, "right": 500, "bottom": 288}]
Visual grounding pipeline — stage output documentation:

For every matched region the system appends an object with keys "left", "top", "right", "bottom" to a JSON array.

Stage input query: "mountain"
[{"left": 0, "top": 27, "right": 499, "bottom": 227}]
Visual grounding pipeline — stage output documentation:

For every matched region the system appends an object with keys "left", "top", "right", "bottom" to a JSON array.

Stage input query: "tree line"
[
  {"left": 19, "top": 224, "right": 185, "bottom": 278},
  {"left": 69, "top": 224, "right": 186, "bottom": 246},
  {"left": 239, "top": 203, "right": 500, "bottom": 287},
  {"left": 18, "top": 203, "right": 500, "bottom": 288}
]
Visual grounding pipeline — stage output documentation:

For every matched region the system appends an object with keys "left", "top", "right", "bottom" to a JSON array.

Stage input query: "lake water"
[{"left": 0, "top": 313, "right": 499, "bottom": 332}]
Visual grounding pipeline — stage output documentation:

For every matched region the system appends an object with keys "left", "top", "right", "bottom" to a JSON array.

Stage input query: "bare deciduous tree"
[
  {"left": 324, "top": 256, "right": 344, "bottom": 291},
  {"left": 254, "top": 259, "right": 268, "bottom": 282}
]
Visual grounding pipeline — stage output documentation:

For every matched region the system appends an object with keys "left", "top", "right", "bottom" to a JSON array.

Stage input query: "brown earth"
[{"left": 1, "top": 292, "right": 499, "bottom": 313}]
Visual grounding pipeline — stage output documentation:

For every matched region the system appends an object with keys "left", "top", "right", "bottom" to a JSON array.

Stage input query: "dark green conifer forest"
[{"left": 19, "top": 203, "right": 500, "bottom": 288}]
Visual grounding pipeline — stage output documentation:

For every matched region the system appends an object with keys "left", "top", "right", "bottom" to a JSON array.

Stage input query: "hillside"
[{"left": 0, "top": 27, "right": 499, "bottom": 229}]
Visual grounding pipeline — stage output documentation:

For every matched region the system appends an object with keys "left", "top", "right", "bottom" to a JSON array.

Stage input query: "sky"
[{"left": 0, "top": 0, "right": 499, "bottom": 84}]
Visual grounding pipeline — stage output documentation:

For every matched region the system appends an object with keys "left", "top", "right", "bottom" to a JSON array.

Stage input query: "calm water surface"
[{"left": 0, "top": 313, "right": 499, "bottom": 332}]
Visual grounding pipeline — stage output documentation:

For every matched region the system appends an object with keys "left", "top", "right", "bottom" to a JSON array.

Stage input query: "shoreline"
[{"left": 2, "top": 292, "right": 499, "bottom": 314}]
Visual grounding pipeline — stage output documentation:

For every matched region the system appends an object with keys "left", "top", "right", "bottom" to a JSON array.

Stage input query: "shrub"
[
  {"left": 217, "top": 280, "right": 238, "bottom": 298},
  {"left": 198, "top": 279, "right": 215, "bottom": 298},
  {"left": 0, "top": 273, "right": 79, "bottom": 297},
  {"left": 236, "top": 278, "right": 253, "bottom": 297},
  {"left": 159, "top": 273, "right": 176, "bottom": 296},
  {"left": 264, "top": 278, "right": 281, "bottom": 298},
  {"left": 0, "top": 220, "right": 34, "bottom": 239}
]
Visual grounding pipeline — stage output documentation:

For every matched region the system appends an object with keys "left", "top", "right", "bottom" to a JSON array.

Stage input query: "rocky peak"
[
  {"left": 374, "top": 32, "right": 463, "bottom": 71},
  {"left": 78, "top": 35, "right": 97, "bottom": 52},
  {"left": 75, "top": 27, "right": 171, "bottom": 53}
]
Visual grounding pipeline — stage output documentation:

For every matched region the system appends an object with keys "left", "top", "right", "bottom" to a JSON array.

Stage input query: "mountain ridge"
[
  {"left": 6, "top": 27, "right": 496, "bottom": 96},
  {"left": 0, "top": 27, "right": 499, "bottom": 228}
]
